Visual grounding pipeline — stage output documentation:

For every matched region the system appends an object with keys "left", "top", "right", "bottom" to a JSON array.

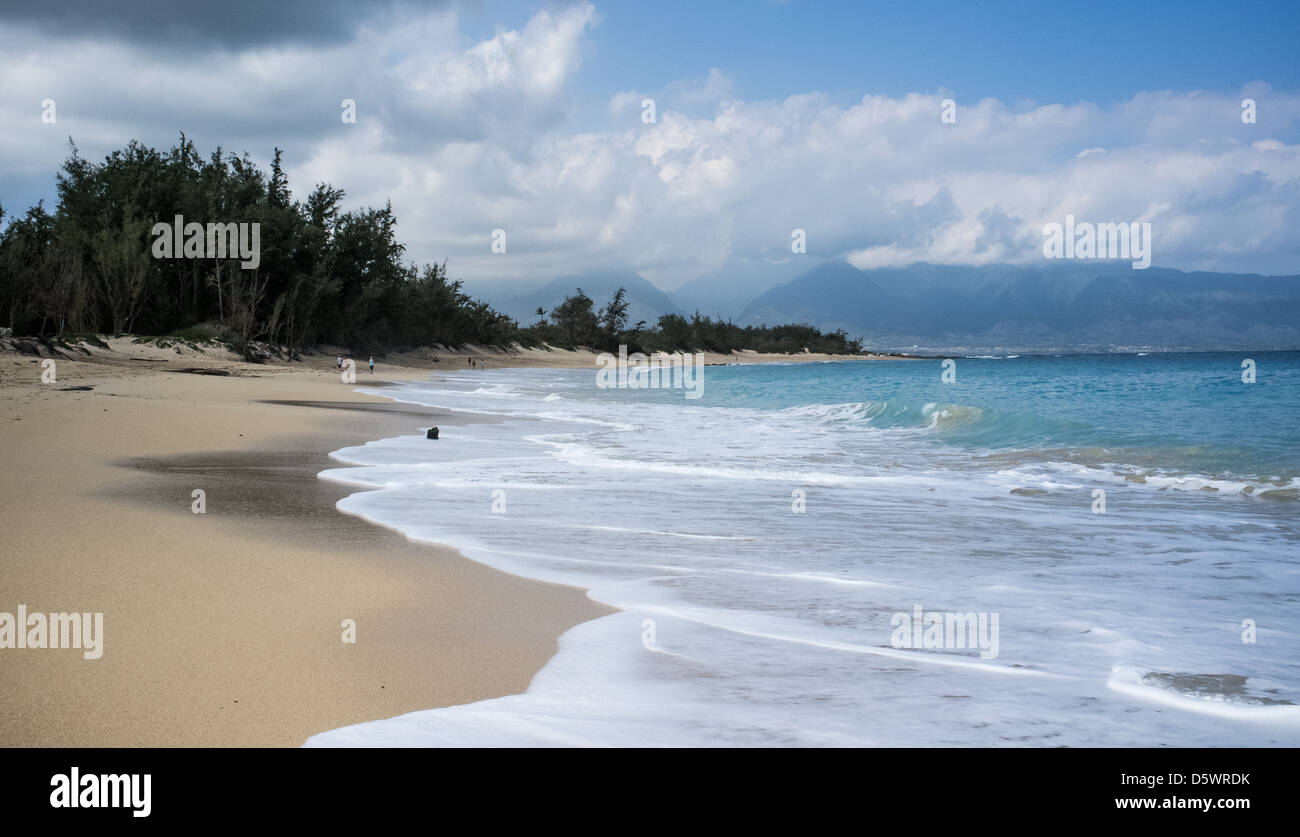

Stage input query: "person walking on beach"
[
  {"left": 337, "top": 355, "right": 342, "bottom": 369},
  {"left": 368, "top": 356, "right": 375, "bottom": 373}
]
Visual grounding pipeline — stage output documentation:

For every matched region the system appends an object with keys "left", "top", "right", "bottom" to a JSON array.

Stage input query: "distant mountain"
[
  {"left": 469, "top": 270, "right": 685, "bottom": 329},
  {"left": 669, "top": 260, "right": 806, "bottom": 319},
  {"left": 738, "top": 262, "right": 1300, "bottom": 352}
]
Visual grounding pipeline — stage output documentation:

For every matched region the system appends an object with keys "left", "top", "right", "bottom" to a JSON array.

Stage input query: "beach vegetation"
[{"left": 0, "top": 136, "right": 862, "bottom": 359}]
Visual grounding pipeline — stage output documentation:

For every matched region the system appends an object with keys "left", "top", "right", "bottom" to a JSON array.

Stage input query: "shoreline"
[
  {"left": 0, "top": 333, "right": 901, "bottom": 372},
  {"left": 306, "top": 352, "right": 1300, "bottom": 748},
  {"left": 4, "top": 342, "right": 1298, "bottom": 746},
  {"left": 0, "top": 349, "right": 611, "bottom": 746},
  {"left": 0, "top": 338, "right": 897, "bottom": 747}
]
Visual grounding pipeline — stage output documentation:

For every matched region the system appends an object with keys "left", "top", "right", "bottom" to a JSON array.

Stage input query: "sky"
[{"left": 1, "top": 0, "right": 1298, "bottom": 291}]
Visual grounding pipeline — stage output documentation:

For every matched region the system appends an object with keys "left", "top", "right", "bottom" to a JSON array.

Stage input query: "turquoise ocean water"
[{"left": 308, "top": 352, "right": 1300, "bottom": 746}]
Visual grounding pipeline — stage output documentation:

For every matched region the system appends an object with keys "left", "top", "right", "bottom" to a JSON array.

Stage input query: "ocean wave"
[
  {"left": 537, "top": 438, "right": 948, "bottom": 487},
  {"left": 992, "top": 460, "right": 1300, "bottom": 500},
  {"left": 309, "top": 358, "right": 1300, "bottom": 747},
  {"left": 583, "top": 525, "right": 756, "bottom": 541},
  {"left": 1108, "top": 666, "right": 1300, "bottom": 722},
  {"left": 922, "top": 403, "right": 986, "bottom": 429},
  {"left": 773, "top": 399, "right": 992, "bottom": 433}
]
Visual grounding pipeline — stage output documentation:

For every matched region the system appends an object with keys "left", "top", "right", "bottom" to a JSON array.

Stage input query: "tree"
[
  {"left": 597, "top": 286, "right": 629, "bottom": 349},
  {"left": 550, "top": 288, "right": 599, "bottom": 346},
  {"left": 90, "top": 212, "right": 152, "bottom": 334},
  {"left": 0, "top": 134, "right": 864, "bottom": 358}
]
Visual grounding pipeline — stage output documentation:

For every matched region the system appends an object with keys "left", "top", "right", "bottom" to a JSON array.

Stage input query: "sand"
[
  {"left": 0, "top": 338, "right": 866, "bottom": 746},
  {"left": 0, "top": 347, "right": 615, "bottom": 746}
]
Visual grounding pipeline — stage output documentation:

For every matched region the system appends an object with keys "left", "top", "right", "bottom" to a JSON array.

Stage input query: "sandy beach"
[
  {"left": 0, "top": 341, "right": 608, "bottom": 746},
  {"left": 0, "top": 339, "right": 859, "bottom": 746}
]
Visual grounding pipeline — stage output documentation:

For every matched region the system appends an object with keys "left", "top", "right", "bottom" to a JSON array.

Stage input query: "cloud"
[
  {"left": 0, "top": 0, "right": 453, "bottom": 49},
  {"left": 673, "top": 68, "right": 735, "bottom": 105},
  {"left": 609, "top": 91, "right": 646, "bottom": 117},
  {"left": 1, "top": 2, "right": 1298, "bottom": 287}
]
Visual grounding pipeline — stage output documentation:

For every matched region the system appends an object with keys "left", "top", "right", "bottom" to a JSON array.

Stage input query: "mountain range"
[
  {"left": 471, "top": 270, "right": 686, "bottom": 330},
  {"left": 466, "top": 262, "right": 1300, "bottom": 353}
]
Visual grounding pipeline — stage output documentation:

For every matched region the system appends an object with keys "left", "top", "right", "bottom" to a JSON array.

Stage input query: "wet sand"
[{"left": 0, "top": 353, "right": 611, "bottom": 746}]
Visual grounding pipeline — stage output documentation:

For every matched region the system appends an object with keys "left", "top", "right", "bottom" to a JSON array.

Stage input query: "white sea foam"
[
  {"left": 308, "top": 366, "right": 1300, "bottom": 747},
  {"left": 1107, "top": 666, "right": 1300, "bottom": 723}
]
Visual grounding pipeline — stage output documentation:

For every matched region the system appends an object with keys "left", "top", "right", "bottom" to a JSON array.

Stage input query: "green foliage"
[
  {"left": 0, "top": 136, "right": 518, "bottom": 353},
  {"left": 0, "top": 135, "right": 860, "bottom": 358},
  {"left": 169, "top": 322, "right": 231, "bottom": 343},
  {"left": 518, "top": 287, "right": 862, "bottom": 355},
  {"left": 548, "top": 287, "right": 600, "bottom": 347},
  {"left": 641, "top": 313, "right": 862, "bottom": 355}
]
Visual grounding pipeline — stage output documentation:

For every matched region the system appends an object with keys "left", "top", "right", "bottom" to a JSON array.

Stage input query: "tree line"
[
  {"left": 0, "top": 135, "right": 514, "bottom": 356},
  {"left": 0, "top": 136, "right": 860, "bottom": 358},
  {"left": 519, "top": 287, "right": 861, "bottom": 355}
]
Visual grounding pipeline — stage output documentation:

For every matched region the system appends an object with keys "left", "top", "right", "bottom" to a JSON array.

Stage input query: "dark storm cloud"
[{"left": 0, "top": 0, "right": 452, "bottom": 49}]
